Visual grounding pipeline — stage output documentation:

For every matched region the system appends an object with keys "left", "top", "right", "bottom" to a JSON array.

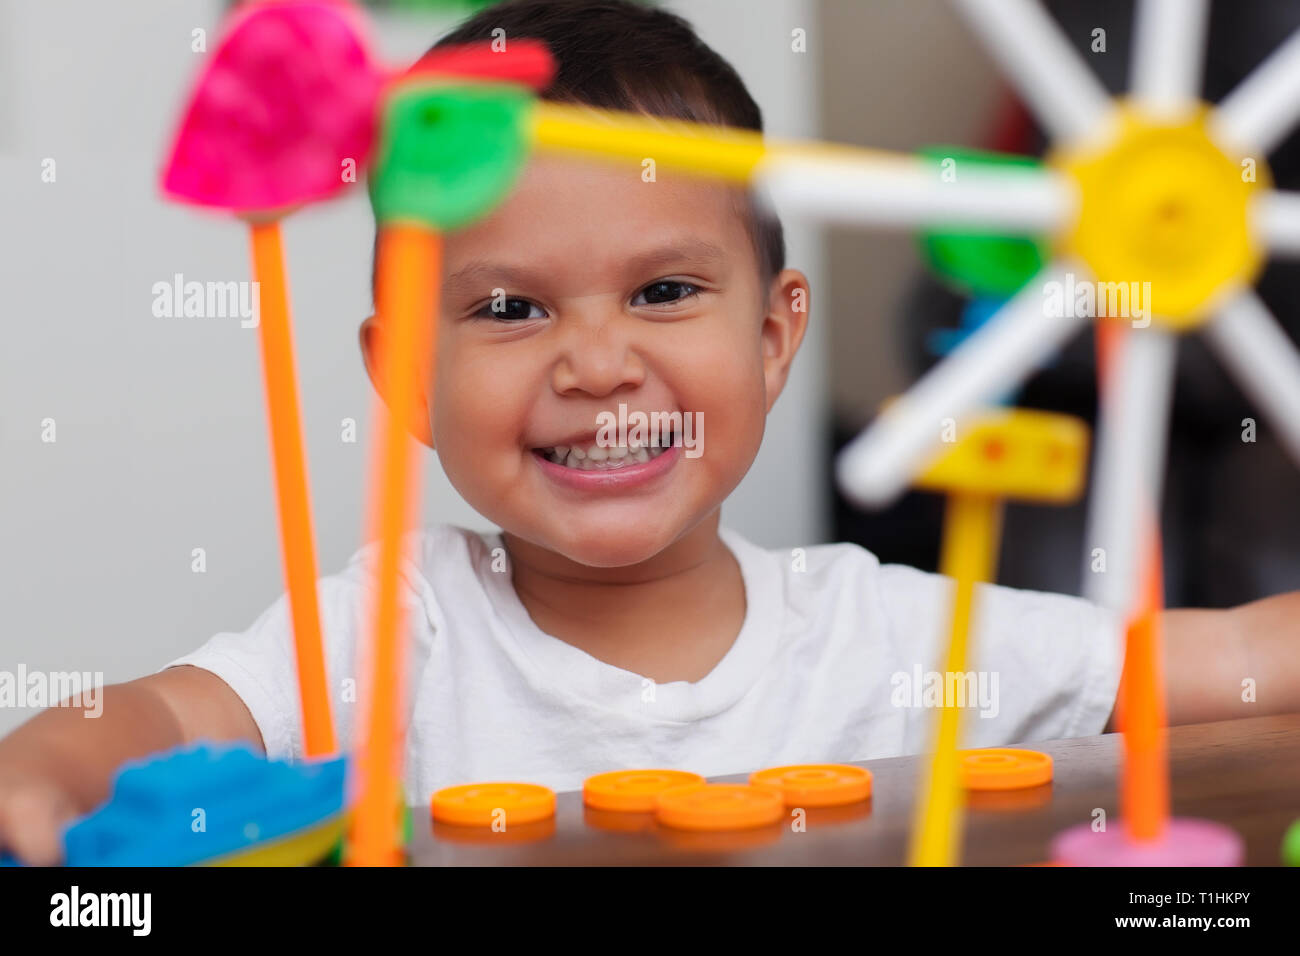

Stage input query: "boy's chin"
[{"left": 547, "top": 525, "right": 676, "bottom": 569}]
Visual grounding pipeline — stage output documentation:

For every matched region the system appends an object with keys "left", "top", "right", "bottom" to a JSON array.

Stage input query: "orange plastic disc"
[
  {"left": 960, "top": 749, "right": 1053, "bottom": 791},
  {"left": 749, "top": 764, "right": 873, "bottom": 807},
  {"left": 430, "top": 782, "right": 556, "bottom": 827},
  {"left": 655, "top": 783, "right": 784, "bottom": 831},
  {"left": 583, "top": 769, "right": 706, "bottom": 813}
]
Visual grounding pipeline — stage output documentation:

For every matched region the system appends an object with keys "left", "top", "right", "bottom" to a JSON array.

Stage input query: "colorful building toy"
[
  {"left": 3, "top": 743, "right": 347, "bottom": 867},
  {"left": 99, "top": 0, "right": 1300, "bottom": 866}
]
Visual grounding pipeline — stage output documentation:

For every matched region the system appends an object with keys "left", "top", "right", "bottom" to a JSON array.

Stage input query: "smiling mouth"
[{"left": 534, "top": 432, "right": 677, "bottom": 471}]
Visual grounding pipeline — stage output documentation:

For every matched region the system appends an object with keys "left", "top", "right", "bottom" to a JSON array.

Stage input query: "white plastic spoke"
[
  {"left": 1130, "top": 0, "right": 1209, "bottom": 119},
  {"left": 756, "top": 151, "right": 1074, "bottom": 232},
  {"left": 836, "top": 261, "right": 1091, "bottom": 508},
  {"left": 1204, "top": 288, "right": 1300, "bottom": 468},
  {"left": 1212, "top": 28, "right": 1300, "bottom": 154},
  {"left": 1082, "top": 327, "right": 1177, "bottom": 615},
  {"left": 1254, "top": 190, "right": 1300, "bottom": 255},
  {"left": 950, "top": 0, "right": 1112, "bottom": 144}
]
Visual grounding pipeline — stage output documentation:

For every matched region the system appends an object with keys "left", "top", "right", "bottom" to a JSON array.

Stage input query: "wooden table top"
[{"left": 408, "top": 713, "right": 1300, "bottom": 866}]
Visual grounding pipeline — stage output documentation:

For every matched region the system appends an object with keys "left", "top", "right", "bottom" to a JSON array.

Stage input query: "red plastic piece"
[
  {"left": 406, "top": 39, "right": 556, "bottom": 90},
  {"left": 161, "top": 1, "right": 383, "bottom": 213}
]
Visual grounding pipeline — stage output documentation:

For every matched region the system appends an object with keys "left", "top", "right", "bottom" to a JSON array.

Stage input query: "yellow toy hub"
[
  {"left": 1050, "top": 103, "right": 1269, "bottom": 330},
  {"left": 914, "top": 408, "right": 1089, "bottom": 503}
]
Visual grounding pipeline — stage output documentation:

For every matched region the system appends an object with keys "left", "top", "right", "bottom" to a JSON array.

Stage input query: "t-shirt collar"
[{"left": 479, "top": 525, "right": 784, "bottom": 722}]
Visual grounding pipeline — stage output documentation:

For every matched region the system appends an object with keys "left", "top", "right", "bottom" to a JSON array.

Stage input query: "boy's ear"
[
  {"left": 357, "top": 314, "right": 436, "bottom": 449},
  {"left": 760, "top": 268, "right": 812, "bottom": 413}
]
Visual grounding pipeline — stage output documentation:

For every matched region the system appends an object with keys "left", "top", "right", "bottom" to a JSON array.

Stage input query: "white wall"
[{"left": 0, "top": 0, "right": 825, "bottom": 735}]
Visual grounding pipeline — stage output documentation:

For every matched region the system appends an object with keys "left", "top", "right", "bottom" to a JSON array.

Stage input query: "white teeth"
[
  {"left": 543, "top": 443, "right": 668, "bottom": 470},
  {"left": 539, "top": 429, "right": 680, "bottom": 469}
]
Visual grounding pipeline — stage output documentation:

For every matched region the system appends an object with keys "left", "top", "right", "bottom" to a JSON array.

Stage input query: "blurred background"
[{"left": 3, "top": 0, "right": 1299, "bottom": 735}]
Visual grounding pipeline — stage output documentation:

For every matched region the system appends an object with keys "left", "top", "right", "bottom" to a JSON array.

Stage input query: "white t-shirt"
[{"left": 165, "top": 523, "right": 1123, "bottom": 803}]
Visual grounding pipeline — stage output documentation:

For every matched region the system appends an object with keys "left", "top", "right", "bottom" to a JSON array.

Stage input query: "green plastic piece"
[
  {"left": 1284, "top": 819, "right": 1300, "bottom": 866},
  {"left": 917, "top": 146, "right": 1050, "bottom": 298},
  {"left": 319, "top": 804, "right": 413, "bottom": 866},
  {"left": 370, "top": 82, "right": 533, "bottom": 231}
]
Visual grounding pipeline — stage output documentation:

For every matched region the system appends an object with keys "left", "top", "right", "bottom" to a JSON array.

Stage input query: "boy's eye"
[
  {"left": 633, "top": 280, "right": 701, "bottom": 306},
  {"left": 474, "top": 298, "right": 546, "bottom": 321}
]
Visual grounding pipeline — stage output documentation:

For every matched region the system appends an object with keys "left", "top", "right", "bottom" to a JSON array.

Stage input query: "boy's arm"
[
  {"left": 1103, "top": 592, "right": 1300, "bottom": 731},
  {"left": 0, "top": 665, "right": 261, "bottom": 864}
]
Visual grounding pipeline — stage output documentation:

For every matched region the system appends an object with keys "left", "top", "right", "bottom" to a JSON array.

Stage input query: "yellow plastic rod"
[
  {"left": 908, "top": 492, "right": 1003, "bottom": 867},
  {"left": 531, "top": 101, "right": 766, "bottom": 182},
  {"left": 346, "top": 224, "right": 441, "bottom": 867},
  {"left": 248, "top": 220, "right": 336, "bottom": 759},
  {"left": 530, "top": 101, "right": 931, "bottom": 193}
]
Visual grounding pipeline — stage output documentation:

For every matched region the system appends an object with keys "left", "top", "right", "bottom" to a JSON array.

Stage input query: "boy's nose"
[{"left": 550, "top": 313, "right": 647, "bottom": 397}]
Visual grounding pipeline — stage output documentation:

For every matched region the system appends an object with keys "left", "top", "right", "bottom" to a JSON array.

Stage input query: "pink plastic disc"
[
  {"left": 162, "top": 1, "right": 382, "bottom": 212},
  {"left": 1052, "top": 817, "right": 1243, "bottom": 866}
]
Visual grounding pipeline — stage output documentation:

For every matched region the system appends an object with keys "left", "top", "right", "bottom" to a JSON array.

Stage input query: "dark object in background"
[{"left": 833, "top": 0, "right": 1300, "bottom": 607}]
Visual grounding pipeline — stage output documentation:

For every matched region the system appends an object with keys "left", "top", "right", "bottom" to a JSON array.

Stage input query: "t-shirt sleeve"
[
  {"left": 877, "top": 561, "right": 1124, "bottom": 749},
  {"left": 160, "top": 575, "right": 366, "bottom": 762}
]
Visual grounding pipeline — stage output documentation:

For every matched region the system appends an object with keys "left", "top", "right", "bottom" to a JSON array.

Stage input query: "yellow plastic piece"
[
  {"left": 1051, "top": 103, "right": 1269, "bottom": 329},
  {"left": 205, "top": 816, "right": 345, "bottom": 867},
  {"left": 908, "top": 493, "right": 1003, "bottom": 867},
  {"left": 530, "top": 101, "right": 766, "bottom": 182},
  {"left": 530, "top": 101, "right": 920, "bottom": 201},
  {"left": 914, "top": 408, "right": 1089, "bottom": 503}
]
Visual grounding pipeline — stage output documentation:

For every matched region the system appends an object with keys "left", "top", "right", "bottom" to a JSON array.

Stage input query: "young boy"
[{"left": 1, "top": 0, "right": 1297, "bottom": 865}]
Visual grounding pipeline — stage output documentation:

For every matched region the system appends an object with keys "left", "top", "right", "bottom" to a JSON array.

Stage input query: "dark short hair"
[{"left": 375, "top": 0, "right": 785, "bottom": 291}]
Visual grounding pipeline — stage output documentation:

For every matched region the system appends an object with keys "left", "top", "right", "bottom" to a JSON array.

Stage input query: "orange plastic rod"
[
  {"left": 1096, "top": 321, "right": 1168, "bottom": 842},
  {"left": 346, "top": 224, "right": 441, "bottom": 866},
  {"left": 1118, "top": 541, "right": 1168, "bottom": 840},
  {"left": 248, "top": 220, "right": 336, "bottom": 759}
]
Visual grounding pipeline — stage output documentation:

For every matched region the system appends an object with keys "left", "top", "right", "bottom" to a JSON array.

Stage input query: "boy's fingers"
[{"left": 0, "top": 782, "right": 76, "bottom": 866}]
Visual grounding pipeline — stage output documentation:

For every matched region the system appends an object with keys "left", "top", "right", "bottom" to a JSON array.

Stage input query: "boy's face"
[{"left": 363, "top": 155, "right": 808, "bottom": 569}]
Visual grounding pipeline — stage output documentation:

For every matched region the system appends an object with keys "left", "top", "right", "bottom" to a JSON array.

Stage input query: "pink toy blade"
[
  {"left": 161, "top": 1, "right": 383, "bottom": 213},
  {"left": 406, "top": 39, "right": 556, "bottom": 90}
]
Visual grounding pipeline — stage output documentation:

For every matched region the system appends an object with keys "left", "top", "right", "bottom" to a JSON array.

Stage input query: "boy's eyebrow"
[
  {"left": 442, "top": 240, "right": 728, "bottom": 297},
  {"left": 624, "top": 239, "right": 728, "bottom": 273}
]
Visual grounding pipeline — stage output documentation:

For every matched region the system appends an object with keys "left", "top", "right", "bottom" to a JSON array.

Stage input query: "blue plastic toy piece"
[
  {"left": 926, "top": 295, "right": 1064, "bottom": 406},
  {"left": 926, "top": 295, "right": 1006, "bottom": 360},
  {"left": 40, "top": 742, "right": 348, "bottom": 866},
  {"left": 926, "top": 296, "right": 1019, "bottom": 407}
]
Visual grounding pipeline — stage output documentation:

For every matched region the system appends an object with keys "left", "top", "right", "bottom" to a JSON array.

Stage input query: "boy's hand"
[
  {"left": 0, "top": 765, "right": 79, "bottom": 865},
  {"left": 0, "top": 667, "right": 264, "bottom": 866}
]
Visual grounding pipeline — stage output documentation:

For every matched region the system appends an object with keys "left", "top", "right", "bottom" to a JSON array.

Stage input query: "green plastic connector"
[
  {"left": 917, "top": 146, "right": 1050, "bottom": 298},
  {"left": 370, "top": 82, "right": 533, "bottom": 231},
  {"left": 1283, "top": 818, "right": 1300, "bottom": 866},
  {"left": 320, "top": 802, "right": 414, "bottom": 866}
]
